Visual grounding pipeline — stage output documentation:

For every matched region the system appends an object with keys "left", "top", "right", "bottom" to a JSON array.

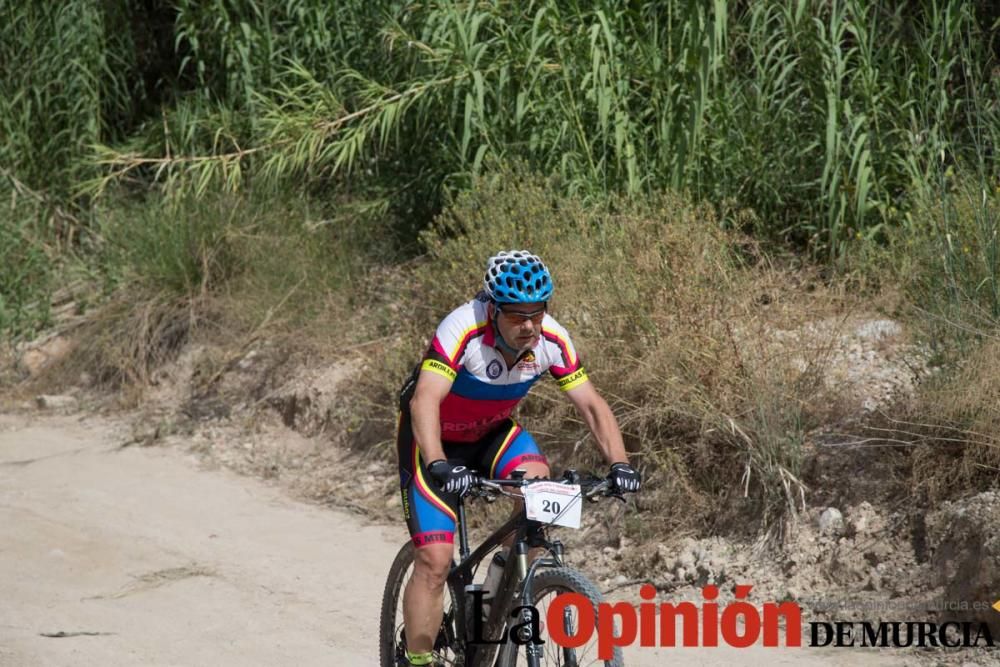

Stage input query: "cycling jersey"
[
  {"left": 416, "top": 292, "right": 589, "bottom": 442},
  {"left": 395, "top": 292, "right": 590, "bottom": 547}
]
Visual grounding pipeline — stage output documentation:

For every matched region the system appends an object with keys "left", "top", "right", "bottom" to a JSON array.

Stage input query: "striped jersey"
[{"left": 419, "top": 293, "right": 589, "bottom": 442}]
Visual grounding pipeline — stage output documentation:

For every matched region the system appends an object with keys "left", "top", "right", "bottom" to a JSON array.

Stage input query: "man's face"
[{"left": 492, "top": 302, "right": 546, "bottom": 352}]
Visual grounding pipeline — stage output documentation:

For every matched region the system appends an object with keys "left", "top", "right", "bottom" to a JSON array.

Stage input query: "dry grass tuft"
[
  {"left": 904, "top": 337, "right": 1000, "bottom": 499},
  {"left": 40, "top": 293, "right": 200, "bottom": 400}
]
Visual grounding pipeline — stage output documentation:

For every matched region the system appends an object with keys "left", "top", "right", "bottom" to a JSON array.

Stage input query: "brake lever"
[{"left": 584, "top": 479, "right": 613, "bottom": 502}]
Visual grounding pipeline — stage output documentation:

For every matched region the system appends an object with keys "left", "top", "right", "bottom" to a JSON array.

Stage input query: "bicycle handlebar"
[{"left": 466, "top": 470, "right": 617, "bottom": 501}]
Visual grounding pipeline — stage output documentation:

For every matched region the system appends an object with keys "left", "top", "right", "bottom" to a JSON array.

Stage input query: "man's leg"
[
  {"left": 481, "top": 421, "right": 550, "bottom": 545},
  {"left": 484, "top": 421, "right": 549, "bottom": 482},
  {"left": 401, "top": 543, "right": 453, "bottom": 653},
  {"left": 396, "top": 407, "right": 459, "bottom": 659}
]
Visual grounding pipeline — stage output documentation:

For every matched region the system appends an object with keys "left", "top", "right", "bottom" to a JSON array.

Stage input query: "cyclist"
[{"left": 395, "top": 250, "right": 641, "bottom": 667}]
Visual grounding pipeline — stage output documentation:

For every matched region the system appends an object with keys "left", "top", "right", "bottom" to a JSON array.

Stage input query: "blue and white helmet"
[{"left": 483, "top": 250, "right": 553, "bottom": 303}]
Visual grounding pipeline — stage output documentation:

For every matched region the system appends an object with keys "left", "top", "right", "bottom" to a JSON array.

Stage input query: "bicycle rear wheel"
[
  {"left": 497, "top": 567, "right": 624, "bottom": 667},
  {"left": 378, "top": 542, "right": 463, "bottom": 667}
]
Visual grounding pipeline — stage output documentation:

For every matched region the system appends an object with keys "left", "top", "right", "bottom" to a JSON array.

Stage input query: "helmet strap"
[{"left": 491, "top": 308, "right": 524, "bottom": 357}]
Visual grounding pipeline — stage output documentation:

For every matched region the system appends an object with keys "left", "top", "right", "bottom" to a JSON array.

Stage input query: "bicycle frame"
[
  {"left": 446, "top": 491, "right": 566, "bottom": 667},
  {"left": 391, "top": 471, "right": 615, "bottom": 667}
]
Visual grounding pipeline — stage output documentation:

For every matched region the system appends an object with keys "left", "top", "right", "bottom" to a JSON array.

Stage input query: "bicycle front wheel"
[{"left": 498, "top": 567, "right": 625, "bottom": 667}]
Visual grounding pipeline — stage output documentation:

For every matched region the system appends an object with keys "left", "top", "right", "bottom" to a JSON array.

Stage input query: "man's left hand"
[{"left": 608, "top": 462, "right": 641, "bottom": 493}]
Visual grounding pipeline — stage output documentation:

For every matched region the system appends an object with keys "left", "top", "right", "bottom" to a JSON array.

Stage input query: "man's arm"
[
  {"left": 564, "top": 381, "right": 629, "bottom": 465},
  {"left": 409, "top": 370, "right": 453, "bottom": 464}
]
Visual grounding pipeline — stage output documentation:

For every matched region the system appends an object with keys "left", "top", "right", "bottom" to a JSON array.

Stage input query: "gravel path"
[{"left": 0, "top": 414, "right": 912, "bottom": 666}]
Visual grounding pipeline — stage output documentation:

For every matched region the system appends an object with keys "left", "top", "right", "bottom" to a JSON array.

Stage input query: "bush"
[
  {"left": 348, "top": 169, "right": 845, "bottom": 532},
  {"left": 890, "top": 179, "right": 1000, "bottom": 348},
  {"left": 52, "top": 187, "right": 400, "bottom": 390},
  {"left": 0, "top": 204, "right": 52, "bottom": 338},
  {"left": 867, "top": 175, "right": 1000, "bottom": 499},
  {"left": 901, "top": 337, "right": 1000, "bottom": 500},
  {"left": 95, "top": 194, "right": 241, "bottom": 297}
]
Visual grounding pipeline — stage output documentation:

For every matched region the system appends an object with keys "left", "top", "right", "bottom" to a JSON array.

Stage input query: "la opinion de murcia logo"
[{"left": 468, "top": 584, "right": 1000, "bottom": 658}]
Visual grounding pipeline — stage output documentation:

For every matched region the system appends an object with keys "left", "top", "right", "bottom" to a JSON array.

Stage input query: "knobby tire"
[{"left": 496, "top": 566, "right": 624, "bottom": 667}]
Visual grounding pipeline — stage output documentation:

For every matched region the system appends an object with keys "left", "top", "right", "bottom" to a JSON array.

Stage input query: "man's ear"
[{"left": 487, "top": 302, "right": 496, "bottom": 318}]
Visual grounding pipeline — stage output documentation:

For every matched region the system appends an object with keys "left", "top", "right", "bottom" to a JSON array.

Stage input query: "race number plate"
[{"left": 523, "top": 482, "right": 582, "bottom": 529}]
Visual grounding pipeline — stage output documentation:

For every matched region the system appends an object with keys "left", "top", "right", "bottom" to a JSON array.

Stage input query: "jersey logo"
[
  {"left": 517, "top": 351, "right": 539, "bottom": 371},
  {"left": 486, "top": 359, "right": 503, "bottom": 379}
]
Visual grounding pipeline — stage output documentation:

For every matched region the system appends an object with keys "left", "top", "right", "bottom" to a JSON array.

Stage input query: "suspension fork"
[
  {"left": 514, "top": 540, "right": 543, "bottom": 667},
  {"left": 518, "top": 538, "right": 565, "bottom": 666}
]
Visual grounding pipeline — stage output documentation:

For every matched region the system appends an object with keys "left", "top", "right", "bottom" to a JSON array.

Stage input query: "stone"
[
  {"left": 818, "top": 507, "right": 844, "bottom": 536},
  {"left": 35, "top": 394, "right": 78, "bottom": 410},
  {"left": 20, "top": 335, "right": 72, "bottom": 377},
  {"left": 237, "top": 350, "right": 259, "bottom": 370},
  {"left": 848, "top": 501, "right": 883, "bottom": 534},
  {"left": 854, "top": 319, "right": 902, "bottom": 341}
]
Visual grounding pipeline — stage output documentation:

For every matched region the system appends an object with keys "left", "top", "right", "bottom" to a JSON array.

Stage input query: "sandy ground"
[{"left": 0, "top": 414, "right": 918, "bottom": 666}]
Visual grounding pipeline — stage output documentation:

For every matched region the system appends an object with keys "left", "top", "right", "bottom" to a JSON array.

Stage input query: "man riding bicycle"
[{"left": 396, "top": 250, "right": 641, "bottom": 667}]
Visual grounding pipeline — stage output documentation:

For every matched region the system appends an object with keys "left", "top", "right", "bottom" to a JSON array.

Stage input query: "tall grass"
[
  {"left": 906, "top": 183, "right": 1000, "bottom": 338},
  {"left": 0, "top": 0, "right": 401, "bottom": 334},
  {"left": 4, "top": 0, "right": 996, "bottom": 261},
  {"left": 905, "top": 337, "right": 1000, "bottom": 500},
  {"left": 45, "top": 185, "right": 403, "bottom": 389},
  {"left": 80, "top": 1, "right": 999, "bottom": 262},
  {"left": 0, "top": 2, "right": 147, "bottom": 199},
  {"left": 0, "top": 204, "right": 51, "bottom": 337}
]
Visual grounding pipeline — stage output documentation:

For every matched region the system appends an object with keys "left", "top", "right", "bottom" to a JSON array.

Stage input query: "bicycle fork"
[
  {"left": 515, "top": 540, "right": 578, "bottom": 667},
  {"left": 517, "top": 592, "right": 577, "bottom": 667},
  {"left": 513, "top": 542, "right": 543, "bottom": 665}
]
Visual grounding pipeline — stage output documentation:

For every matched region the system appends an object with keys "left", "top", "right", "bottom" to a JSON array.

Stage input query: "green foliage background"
[{"left": 2, "top": 0, "right": 998, "bottom": 335}]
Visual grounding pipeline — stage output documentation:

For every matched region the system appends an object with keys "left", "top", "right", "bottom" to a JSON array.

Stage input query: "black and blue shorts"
[{"left": 396, "top": 407, "right": 547, "bottom": 548}]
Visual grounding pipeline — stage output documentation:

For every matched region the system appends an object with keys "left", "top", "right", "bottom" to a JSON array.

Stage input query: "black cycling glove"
[
  {"left": 427, "top": 459, "right": 474, "bottom": 496},
  {"left": 608, "top": 462, "right": 641, "bottom": 493}
]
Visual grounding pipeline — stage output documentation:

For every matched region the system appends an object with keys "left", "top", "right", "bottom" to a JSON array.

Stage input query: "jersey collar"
[{"left": 483, "top": 316, "right": 497, "bottom": 347}]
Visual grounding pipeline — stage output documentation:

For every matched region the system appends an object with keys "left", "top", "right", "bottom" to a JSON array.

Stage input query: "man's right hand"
[{"left": 427, "top": 459, "right": 474, "bottom": 496}]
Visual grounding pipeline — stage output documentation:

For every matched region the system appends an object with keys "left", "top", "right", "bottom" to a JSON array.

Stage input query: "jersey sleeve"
[
  {"left": 542, "top": 318, "right": 589, "bottom": 392},
  {"left": 420, "top": 303, "right": 486, "bottom": 382}
]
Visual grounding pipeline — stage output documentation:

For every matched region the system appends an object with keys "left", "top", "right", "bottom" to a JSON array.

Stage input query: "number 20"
[{"left": 542, "top": 499, "right": 561, "bottom": 514}]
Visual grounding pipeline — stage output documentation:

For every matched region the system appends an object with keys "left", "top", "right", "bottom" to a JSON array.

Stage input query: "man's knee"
[{"left": 412, "top": 544, "right": 453, "bottom": 588}]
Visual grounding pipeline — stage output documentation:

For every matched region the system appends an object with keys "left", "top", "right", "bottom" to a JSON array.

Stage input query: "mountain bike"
[{"left": 378, "top": 470, "right": 626, "bottom": 667}]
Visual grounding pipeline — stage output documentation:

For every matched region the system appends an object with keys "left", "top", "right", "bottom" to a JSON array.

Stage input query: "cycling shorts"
[{"left": 396, "top": 408, "right": 548, "bottom": 548}]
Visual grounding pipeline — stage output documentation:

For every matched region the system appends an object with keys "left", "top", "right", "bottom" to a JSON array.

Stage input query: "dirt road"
[{"left": 0, "top": 414, "right": 914, "bottom": 666}]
